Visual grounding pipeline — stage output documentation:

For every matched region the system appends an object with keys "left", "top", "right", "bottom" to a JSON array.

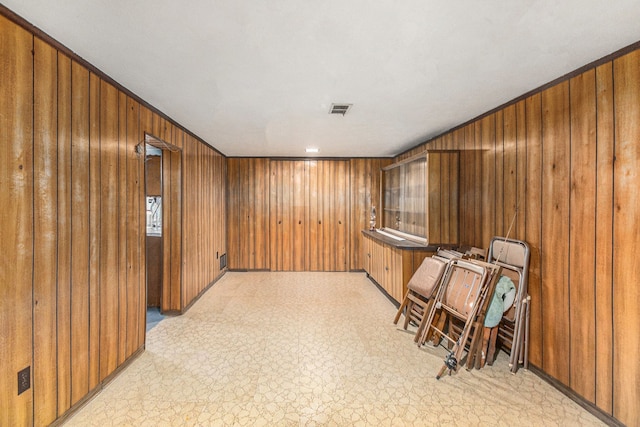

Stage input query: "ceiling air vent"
[{"left": 329, "top": 103, "right": 352, "bottom": 116}]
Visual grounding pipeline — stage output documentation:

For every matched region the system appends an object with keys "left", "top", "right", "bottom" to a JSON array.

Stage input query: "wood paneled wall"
[
  {"left": 162, "top": 146, "right": 184, "bottom": 313},
  {"left": 1, "top": 16, "right": 33, "bottom": 425},
  {"left": 349, "top": 158, "right": 392, "bottom": 270},
  {"left": 227, "top": 158, "right": 270, "bottom": 270},
  {"left": 0, "top": 13, "right": 227, "bottom": 426},
  {"left": 397, "top": 48, "right": 640, "bottom": 426},
  {"left": 227, "top": 158, "right": 389, "bottom": 272},
  {"left": 182, "top": 134, "right": 227, "bottom": 305}
]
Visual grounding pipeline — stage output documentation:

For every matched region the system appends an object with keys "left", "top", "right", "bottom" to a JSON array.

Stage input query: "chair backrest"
[
  {"left": 436, "top": 248, "right": 464, "bottom": 260},
  {"left": 488, "top": 238, "right": 529, "bottom": 269},
  {"left": 407, "top": 257, "right": 447, "bottom": 298},
  {"left": 443, "top": 260, "right": 488, "bottom": 317},
  {"left": 487, "top": 237, "right": 531, "bottom": 322}
]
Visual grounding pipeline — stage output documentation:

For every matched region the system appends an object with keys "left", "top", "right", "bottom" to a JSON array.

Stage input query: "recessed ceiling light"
[{"left": 305, "top": 147, "right": 319, "bottom": 153}]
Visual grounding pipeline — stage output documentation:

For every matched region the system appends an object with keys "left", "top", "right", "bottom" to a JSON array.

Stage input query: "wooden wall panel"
[
  {"left": 99, "top": 80, "right": 120, "bottom": 381},
  {"left": 594, "top": 62, "right": 614, "bottom": 414},
  {"left": 88, "top": 71, "right": 101, "bottom": 391},
  {"left": 427, "top": 154, "right": 442, "bottom": 244},
  {"left": 568, "top": 70, "right": 597, "bottom": 402},
  {"left": 159, "top": 125, "right": 185, "bottom": 313},
  {"left": 514, "top": 100, "right": 527, "bottom": 241},
  {"left": 447, "top": 151, "right": 460, "bottom": 244},
  {"left": 494, "top": 110, "right": 505, "bottom": 236},
  {"left": 321, "top": 161, "right": 333, "bottom": 270},
  {"left": 479, "top": 114, "right": 496, "bottom": 248},
  {"left": 181, "top": 135, "right": 226, "bottom": 307},
  {"left": 183, "top": 137, "right": 193, "bottom": 304},
  {"left": 33, "top": 36, "right": 58, "bottom": 427},
  {"left": 263, "top": 159, "right": 351, "bottom": 271},
  {"left": 293, "top": 161, "right": 306, "bottom": 271},
  {"left": 334, "top": 161, "right": 349, "bottom": 271},
  {"left": 251, "top": 158, "right": 269, "bottom": 269},
  {"left": 459, "top": 125, "right": 476, "bottom": 246},
  {"left": 306, "top": 161, "right": 318, "bottom": 270},
  {"left": 541, "top": 82, "right": 571, "bottom": 386},
  {"left": 523, "top": 94, "right": 543, "bottom": 368},
  {"left": 125, "top": 96, "right": 141, "bottom": 358},
  {"left": 348, "top": 158, "right": 391, "bottom": 270},
  {"left": 502, "top": 104, "right": 517, "bottom": 236},
  {"left": 56, "top": 52, "right": 72, "bottom": 416},
  {"left": 612, "top": 49, "right": 640, "bottom": 427},
  {"left": 117, "top": 91, "right": 128, "bottom": 365},
  {"left": 0, "top": 15, "right": 33, "bottom": 426},
  {"left": 168, "top": 131, "right": 183, "bottom": 311},
  {"left": 70, "top": 60, "right": 91, "bottom": 405},
  {"left": 227, "top": 158, "right": 241, "bottom": 268},
  {"left": 349, "top": 159, "right": 367, "bottom": 270},
  {"left": 440, "top": 153, "right": 452, "bottom": 241}
]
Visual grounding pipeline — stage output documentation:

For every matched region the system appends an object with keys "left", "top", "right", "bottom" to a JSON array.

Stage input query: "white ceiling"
[{"left": 4, "top": 1, "right": 640, "bottom": 157}]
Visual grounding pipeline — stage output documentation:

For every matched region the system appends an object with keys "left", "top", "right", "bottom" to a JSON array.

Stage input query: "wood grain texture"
[
  {"left": 427, "top": 154, "right": 441, "bottom": 244},
  {"left": 56, "top": 52, "right": 73, "bottom": 415},
  {"left": 0, "top": 15, "right": 33, "bottom": 425},
  {"left": 594, "top": 61, "right": 614, "bottom": 414},
  {"left": 349, "top": 159, "right": 366, "bottom": 270},
  {"left": 160, "top": 146, "right": 171, "bottom": 307},
  {"left": 125, "top": 96, "right": 140, "bottom": 358},
  {"left": 459, "top": 125, "right": 475, "bottom": 246},
  {"left": 494, "top": 110, "right": 505, "bottom": 236},
  {"left": 88, "top": 71, "right": 101, "bottom": 391},
  {"left": 440, "top": 153, "right": 452, "bottom": 242},
  {"left": 70, "top": 60, "right": 91, "bottom": 404},
  {"left": 137, "top": 115, "right": 147, "bottom": 350},
  {"left": 169, "top": 134, "right": 183, "bottom": 311},
  {"left": 479, "top": 115, "right": 496, "bottom": 248},
  {"left": 117, "top": 91, "right": 128, "bottom": 365},
  {"left": 307, "top": 160, "right": 320, "bottom": 271},
  {"left": 448, "top": 152, "right": 460, "bottom": 244},
  {"left": 348, "top": 158, "right": 392, "bottom": 270},
  {"left": 502, "top": 105, "right": 517, "bottom": 237},
  {"left": 525, "top": 93, "right": 543, "bottom": 369},
  {"left": 99, "top": 79, "right": 120, "bottom": 380},
  {"left": 33, "top": 35, "right": 58, "bottom": 427},
  {"left": 181, "top": 135, "right": 226, "bottom": 307},
  {"left": 293, "top": 161, "right": 305, "bottom": 271},
  {"left": 541, "top": 81, "right": 571, "bottom": 386},
  {"left": 568, "top": 70, "right": 597, "bottom": 402},
  {"left": 612, "top": 49, "right": 640, "bottom": 427},
  {"left": 515, "top": 100, "right": 527, "bottom": 241}
]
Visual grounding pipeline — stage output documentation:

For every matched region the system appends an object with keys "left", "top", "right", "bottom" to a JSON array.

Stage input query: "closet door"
[
  {"left": 307, "top": 160, "right": 349, "bottom": 271},
  {"left": 270, "top": 160, "right": 305, "bottom": 271},
  {"left": 270, "top": 159, "right": 349, "bottom": 271}
]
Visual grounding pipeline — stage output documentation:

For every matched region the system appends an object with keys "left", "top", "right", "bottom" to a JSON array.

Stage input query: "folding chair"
[
  {"left": 418, "top": 258, "right": 502, "bottom": 379},
  {"left": 393, "top": 256, "right": 448, "bottom": 344},
  {"left": 483, "top": 237, "right": 531, "bottom": 373}
]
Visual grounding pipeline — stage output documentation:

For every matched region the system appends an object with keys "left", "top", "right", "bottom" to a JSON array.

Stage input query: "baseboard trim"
[
  {"left": 527, "top": 365, "right": 623, "bottom": 427},
  {"left": 50, "top": 346, "right": 145, "bottom": 426}
]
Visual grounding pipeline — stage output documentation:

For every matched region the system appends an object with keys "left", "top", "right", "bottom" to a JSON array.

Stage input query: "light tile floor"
[{"left": 65, "top": 272, "right": 604, "bottom": 426}]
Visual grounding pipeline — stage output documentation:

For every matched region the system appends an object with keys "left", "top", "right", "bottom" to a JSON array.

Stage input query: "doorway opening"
[{"left": 144, "top": 134, "right": 183, "bottom": 331}]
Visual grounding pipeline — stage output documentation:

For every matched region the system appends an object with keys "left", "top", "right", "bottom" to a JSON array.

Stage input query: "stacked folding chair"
[
  {"left": 393, "top": 256, "right": 448, "bottom": 345},
  {"left": 417, "top": 258, "right": 502, "bottom": 379},
  {"left": 483, "top": 236, "right": 531, "bottom": 373}
]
